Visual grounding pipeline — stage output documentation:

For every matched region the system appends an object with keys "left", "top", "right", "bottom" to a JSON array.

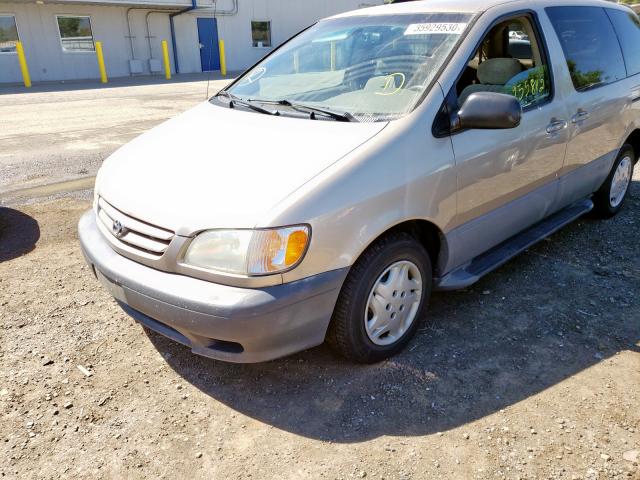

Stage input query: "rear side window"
[
  {"left": 546, "top": 6, "right": 626, "bottom": 91},
  {"left": 606, "top": 8, "right": 640, "bottom": 78}
]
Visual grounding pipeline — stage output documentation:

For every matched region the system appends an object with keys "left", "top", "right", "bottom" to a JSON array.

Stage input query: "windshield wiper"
[
  {"left": 216, "top": 91, "right": 279, "bottom": 116},
  {"left": 275, "top": 100, "right": 357, "bottom": 122}
]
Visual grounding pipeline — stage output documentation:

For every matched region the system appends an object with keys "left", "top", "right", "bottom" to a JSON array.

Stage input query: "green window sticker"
[{"left": 504, "top": 66, "right": 550, "bottom": 107}]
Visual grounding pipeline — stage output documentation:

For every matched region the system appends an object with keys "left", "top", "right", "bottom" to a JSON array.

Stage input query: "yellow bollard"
[
  {"left": 161, "top": 40, "right": 171, "bottom": 80},
  {"left": 330, "top": 41, "right": 336, "bottom": 71},
  {"left": 95, "top": 41, "right": 108, "bottom": 83},
  {"left": 15, "top": 41, "right": 31, "bottom": 88},
  {"left": 219, "top": 39, "right": 227, "bottom": 76}
]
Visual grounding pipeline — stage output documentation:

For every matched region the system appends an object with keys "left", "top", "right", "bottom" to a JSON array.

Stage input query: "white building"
[{"left": 0, "top": 0, "right": 383, "bottom": 84}]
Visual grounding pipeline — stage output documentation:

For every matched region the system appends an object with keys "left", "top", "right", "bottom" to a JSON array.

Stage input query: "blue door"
[{"left": 197, "top": 18, "right": 220, "bottom": 72}]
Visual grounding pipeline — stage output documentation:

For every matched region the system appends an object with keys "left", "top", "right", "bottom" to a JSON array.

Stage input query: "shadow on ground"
[
  {"left": 0, "top": 207, "right": 40, "bottom": 263},
  {"left": 145, "top": 183, "right": 640, "bottom": 443}
]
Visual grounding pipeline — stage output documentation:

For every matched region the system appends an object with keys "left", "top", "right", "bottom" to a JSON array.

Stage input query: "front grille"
[{"left": 97, "top": 197, "right": 174, "bottom": 258}]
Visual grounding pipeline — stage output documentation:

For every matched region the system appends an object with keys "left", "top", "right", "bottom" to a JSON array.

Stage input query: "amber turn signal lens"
[
  {"left": 246, "top": 225, "right": 310, "bottom": 275},
  {"left": 285, "top": 229, "right": 309, "bottom": 266}
]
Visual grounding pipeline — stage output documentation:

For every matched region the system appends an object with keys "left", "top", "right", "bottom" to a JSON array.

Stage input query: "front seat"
[{"left": 459, "top": 57, "right": 523, "bottom": 107}]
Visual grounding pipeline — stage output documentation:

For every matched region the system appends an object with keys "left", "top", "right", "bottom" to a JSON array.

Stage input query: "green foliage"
[
  {"left": 252, "top": 21, "right": 270, "bottom": 43},
  {"left": 0, "top": 17, "right": 18, "bottom": 43},
  {"left": 57, "top": 17, "right": 92, "bottom": 38},
  {"left": 567, "top": 60, "right": 603, "bottom": 90},
  {"left": 0, "top": 28, "right": 17, "bottom": 43}
]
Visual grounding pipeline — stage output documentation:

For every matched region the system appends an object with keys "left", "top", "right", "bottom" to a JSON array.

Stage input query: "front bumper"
[{"left": 78, "top": 210, "right": 348, "bottom": 363}]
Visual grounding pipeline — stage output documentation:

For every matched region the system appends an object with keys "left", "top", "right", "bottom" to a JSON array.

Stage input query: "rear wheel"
[
  {"left": 327, "top": 232, "right": 432, "bottom": 363},
  {"left": 593, "top": 145, "right": 635, "bottom": 218}
]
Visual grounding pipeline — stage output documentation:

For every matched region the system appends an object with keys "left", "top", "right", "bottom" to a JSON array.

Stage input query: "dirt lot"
[
  {"left": 0, "top": 174, "right": 639, "bottom": 479},
  {"left": 0, "top": 74, "right": 230, "bottom": 196},
  {"left": 1, "top": 76, "right": 639, "bottom": 480}
]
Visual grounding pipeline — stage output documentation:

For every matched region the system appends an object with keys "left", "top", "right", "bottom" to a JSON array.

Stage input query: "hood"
[{"left": 96, "top": 102, "right": 386, "bottom": 235}]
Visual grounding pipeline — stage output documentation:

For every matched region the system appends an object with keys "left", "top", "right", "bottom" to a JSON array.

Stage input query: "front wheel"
[
  {"left": 327, "top": 232, "right": 432, "bottom": 363},
  {"left": 592, "top": 145, "right": 635, "bottom": 218}
]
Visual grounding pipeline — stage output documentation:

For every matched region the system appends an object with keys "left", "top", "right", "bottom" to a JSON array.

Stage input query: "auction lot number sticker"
[{"left": 405, "top": 23, "right": 468, "bottom": 35}]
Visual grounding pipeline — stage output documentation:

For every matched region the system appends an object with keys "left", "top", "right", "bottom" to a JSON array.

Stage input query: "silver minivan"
[{"left": 79, "top": 0, "right": 639, "bottom": 363}]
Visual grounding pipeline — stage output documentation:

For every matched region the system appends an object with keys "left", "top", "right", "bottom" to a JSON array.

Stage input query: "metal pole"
[
  {"left": 15, "top": 41, "right": 31, "bottom": 88},
  {"left": 162, "top": 40, "right": 172, "bottom": 79},
  {"left": 95, "top": 41, "right": 108, "bottom": 83},
  {"left": 219, "top": 39, "right": 227, "bottom": 76}
]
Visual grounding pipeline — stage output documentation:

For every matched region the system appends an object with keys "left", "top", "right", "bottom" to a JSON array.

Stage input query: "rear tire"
[
  {"left": 592, "top": 145, "right": 635, "bottom": 218},
  {"left": 327, "top": 232, "right": 432, "bottom": 363}
]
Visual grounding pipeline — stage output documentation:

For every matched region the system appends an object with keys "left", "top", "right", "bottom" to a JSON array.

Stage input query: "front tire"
[
  {"left": 593, "top": 144, "right": 635, "bottom": 218},
  {"left": 327, "top": 232, "right": 432, "bottom": 363}
]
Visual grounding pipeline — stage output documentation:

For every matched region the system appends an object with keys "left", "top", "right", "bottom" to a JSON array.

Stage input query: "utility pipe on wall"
[
  {"left": 210, "top": 0, "right": 239, "bottom": 16},
  {"left": 169, "top": 0, "right": 197, "bottom": 74},
  {"left": 125, "top": 7, "right": 139, "bottom": 59},
  {"left": 145, "top": 10, "right": 180, "bottom": 60},
  {"left": 126, "top": 7, "right": 181, "bottom": 62}
]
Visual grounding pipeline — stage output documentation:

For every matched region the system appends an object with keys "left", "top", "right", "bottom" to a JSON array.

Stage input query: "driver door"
[{"left": 447, "top": 12, "right": 569, "bottom": 264}]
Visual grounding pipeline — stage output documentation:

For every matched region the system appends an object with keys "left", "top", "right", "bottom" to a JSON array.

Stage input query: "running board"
[{"left": 434, "top": 199, "right": 594, "bottom": 291}]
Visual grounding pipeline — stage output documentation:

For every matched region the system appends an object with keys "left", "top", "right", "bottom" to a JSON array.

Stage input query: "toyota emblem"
[{"left": 112, "top": 220, "right": 125, "bottom": 238}]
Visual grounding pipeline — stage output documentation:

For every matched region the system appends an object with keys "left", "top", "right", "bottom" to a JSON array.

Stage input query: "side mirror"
[{"left": 455, "top": 92, "right": 522, "bottom": 130}]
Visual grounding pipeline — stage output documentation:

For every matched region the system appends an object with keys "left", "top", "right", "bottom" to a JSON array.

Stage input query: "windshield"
[{"left": 225, "top": 13, "right": 474, "bottom": 122}]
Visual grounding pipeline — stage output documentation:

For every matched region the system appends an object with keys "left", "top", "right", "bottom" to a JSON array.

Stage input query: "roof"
[
  {"left": 330, "top": 0, "right": 635, "bottom": 19},
  {"left": 332, "top": 0, "right": 488, "bottom": 17}
]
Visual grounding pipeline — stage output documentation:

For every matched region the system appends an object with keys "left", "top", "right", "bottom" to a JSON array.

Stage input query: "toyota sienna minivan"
[{"left": 79, "top": 0, "right": 639, "bottom": 363}]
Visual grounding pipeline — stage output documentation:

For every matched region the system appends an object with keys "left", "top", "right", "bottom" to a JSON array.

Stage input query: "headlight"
[{"left": 183, "top": 225, "right": 310, "bottom": 276}]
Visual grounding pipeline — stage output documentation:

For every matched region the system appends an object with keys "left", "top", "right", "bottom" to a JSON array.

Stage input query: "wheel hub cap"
[
  {"left": 610, "top": 156, "right": 632, "bottom": 208},
  {"left": 364, "top": 260, "right": 423, "bottom": 346}
]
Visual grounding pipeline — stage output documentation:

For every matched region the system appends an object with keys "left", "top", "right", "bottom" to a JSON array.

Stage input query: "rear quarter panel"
[{"left": 620, "top": 79, "right": 640, "bottom": 152}]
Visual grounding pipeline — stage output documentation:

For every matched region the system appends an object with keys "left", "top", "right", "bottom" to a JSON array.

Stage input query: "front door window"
[{"left": 455, "top": 15, "right": 551, "bottom": 109}]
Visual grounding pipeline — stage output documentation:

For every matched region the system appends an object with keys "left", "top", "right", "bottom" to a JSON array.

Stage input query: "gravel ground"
[
  {"left": 1, "top": 79, "right": 639, "bottom": 479},
  {"left": 0, "top": 74, "right": 231, "bottom": 195},
  {"left": 0, "top": 176, "right": 638, "bottom": 479}
]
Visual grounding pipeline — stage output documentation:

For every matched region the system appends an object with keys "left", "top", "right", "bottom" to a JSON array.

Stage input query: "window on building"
[
  {"left": 56, "top": 15, "right": 95, "bottom": 52},
  {"left": 251, "top": 21, "right": 271, "bottom": 47},
  {"left": 606, "top": 8, "right": 640, "bottom": 78},
  {"left": 0, "top": 15, "right": 19, "bottom": 53},
  {"left": 546, "top": 6, "right": 626, "bottom": 91}
]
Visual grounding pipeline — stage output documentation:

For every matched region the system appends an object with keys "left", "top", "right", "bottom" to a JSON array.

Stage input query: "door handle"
[
  {"left": 571, "top": 110, "right": 590, "bottom": 123},
  {"left": 546, "top": 119, "right": 568, "bottom": 134}
]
